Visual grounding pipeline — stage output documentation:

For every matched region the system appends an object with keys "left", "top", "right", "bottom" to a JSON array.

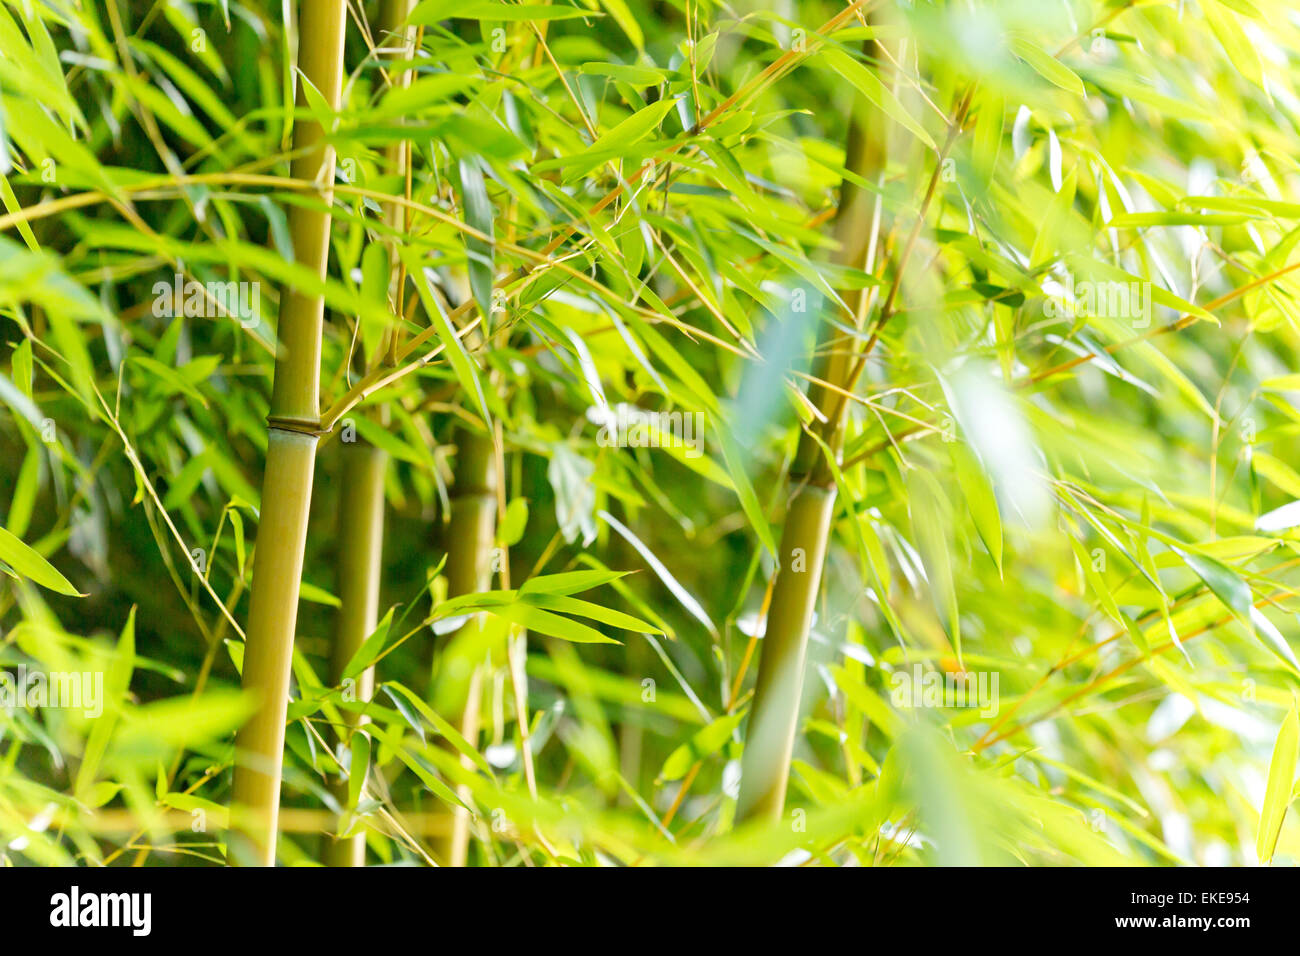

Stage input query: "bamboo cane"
[
  {"left": 735, "top": 42, "right": 889, "bottom": 827},
  {"left": 734, "top": 484, "right": 839, "bottom": 823},
  {"left": 229, "top": 0, "right": 348, "bottom": 866},
  {"left": 323, "top": 441, "right": 387, "bottom": 866},
  {"left": 378, "top": 0, "right": 417, "bottom": 364},
  {"left": 436, "top": 427, "right": 497, "bottom": 866},
  {"left": 317, "top": 0, "right": 412, "bottom": 869}
]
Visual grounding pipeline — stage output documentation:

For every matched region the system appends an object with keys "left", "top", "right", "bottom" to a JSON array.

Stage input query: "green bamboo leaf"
[
  {"left": 1063, "top": 254, "right": 1218, "bottom": 324},
  {"left": 906, "top": 469, "right": 960, "bottom": 658},
  {"left": 1177, "top": 548, "right": 1250, "bottom": 620},
  {"left": 402, "top": 247, "right": 491, "bottom": 426},
  {"left": 384, "top": 682, "right": 495, "bottom": 776},
  {"left": 661, "top": 709, "right": 746, "bottom": 781},
  {"left": 75, "top": 607, "right": 135, "bottom": 798},
  {"left": 350, "top": 415, "right": 435, "bottom": 469},
  {"left": 346, "top": 732, "right": 370, "bottom": 810},
  {"left": 457, "top": 157, "right": 495, "bottom": 330},
  {"left": 535, "top": 99, "right": 678, "bottom": 180},
  {"left": 0, "top": 370, "right": 44, "bottom": 431},
  {"left": 7, "top": 444, "right": 38, "bottom": 538},
  {"left": 434, "top": 589, "right": 518, "bottom": 618},
  {"left": 714, "top": 418, "right": 777, "bottom": 558},
  {"left": 596, "top": 0, "right": 643, "bottom": 49},
  {"left": 1249, "top": 606, "right": 1299, "bottom": 671},
  {"left": 600, "top": 509, "right": 717, "bottom": 635},
  {"left": 410, "top": 0, "right": 600, "bottom": 22},
  {"left": 821, "top": 47, "right": 935, "bottom": 149},
  {"left": 1107, "top": 211, "right": 1250, "bottom": 227},
  {"left": 1180, "top": 195, "right": 1300, "bottom": 218},
  {"left": 0, "top": 526, "right": 81, "bottom": 596},
  {"left": 300, "top": 581, "right": 342, "bottom": 607},
  {"left": 951, "top": 442, "right": 1002, "bottom": 576},
  {"left": 113, "top": 691, "right": 256, "bottom": 757},
  {"left": 159, "top": 792, "right": 228, "bottom": 829},
  {"left": 369, "top": 724, "right": 467, "bottom": 809},
  {"left": 343, "top": 607, "right": 396, "bottom": 680},
  {"left": 1030, "top": 167, "right": 1077, "bottom": 267},
  {"left": 839, "top": 666, "right": 906, "bottom": 742},
  {"left": 1250, "top": 453, "right": 1300, "bottom": 498},
  {"left": 518, "top": 569, "right": 627, "bottom": 596},
  {"left": 256, "top": 196, "right": 295, "bottom": 261},
  {"left": 130, "top": 39, "right": 239, "bottom": 131},
  {"left": 1202, "top": 0, "right": 1264, "bottom": 89},
  {"left": 1257, "top": 499, "right": 1300, "bottom": 532},
  {"left": 1008, "top": 36, "right": 1085, "bottom": 96},
  {"left": 10, "top": 338, "right": 32, "bottom": 397},
  {"left": 579, "top": 63, "right": 666, "bottom": 86},
  {"left": 132, "top": 355, "right": 209, "bottom": 408},
  {"left": 375, "top": 74, "right": 477, "bottom": 117},
  {"left": 1176, "top": 547, "right": 1297, "bottom": 668},
  {"left": 499, "top": 498, "right": 529, "bottom": 547},
  {"left": 0, "top": 175, "right": 39, "bottom": 252},
  {"left": 229, "top": 508, "right": 246, "bottom": 579},
  {"left": 493, "top": 602, "right": 622, "bottom": 645},
  {"left": 1261, "top": 374, "right": 1300, "bottom": 392},
  {"left": 521, "top": 592, "right": 662, "bottom": 634},
  {"left": 162, "top": 450, "right": 214, "bottom": 510},
  {"left": 225, "top": 638, "right": 244, "bottom": 676},
  {"left": 1070, "top": 536, "right": 1147, "bottom": 654},
  {"left": 808, "top": 430, "right": 905, "bottom": 643},
  {"left": 1257, "top": 701, "right": 1299, "bottom": 864}
]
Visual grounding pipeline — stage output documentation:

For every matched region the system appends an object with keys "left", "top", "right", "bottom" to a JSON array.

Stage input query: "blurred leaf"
[
  {"left": 661, "top": 709, "right": 746, "bottom": 781},
  {"left": 1258, "top": 700, "right": 1299, "bottom": 864}
]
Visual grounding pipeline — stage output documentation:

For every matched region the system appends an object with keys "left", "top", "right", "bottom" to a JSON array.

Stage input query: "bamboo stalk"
[
  {"left": 734, "top": 484, "right": 838, "bottom": 823},
  {"left": 229, "top": 0, "right": 348, "bottom": 866},
  {"left": 317, "top": 0, "right": 411, "bottom": 868},
  {"left": 377, "top": 0, "right": 417, "bottom": 364},
  {"left": 436, "top": 427, "right": 497, "bottom": 866},
  {"left": 735, "top": 40, "right": 889, "bottom": 827},
  {"left": 324, "top": 441, "right": 387, "bottom": 866}
]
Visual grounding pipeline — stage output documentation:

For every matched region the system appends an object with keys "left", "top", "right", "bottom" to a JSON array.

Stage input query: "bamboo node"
[{"left": 267, "top": 414, "right": 330, "bottom": 437}]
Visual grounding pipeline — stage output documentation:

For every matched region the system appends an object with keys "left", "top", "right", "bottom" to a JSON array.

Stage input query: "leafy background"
[{"left": 2, "top": 0, "right": 1300, "bottom": 865}]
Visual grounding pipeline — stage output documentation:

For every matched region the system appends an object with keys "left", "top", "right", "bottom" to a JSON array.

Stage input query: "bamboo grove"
[{"left": 3, "top": 0, "right": 1300, "bottom": 867}]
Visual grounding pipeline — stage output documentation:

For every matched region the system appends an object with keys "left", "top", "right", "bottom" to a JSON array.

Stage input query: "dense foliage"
[{"left": 2, "top": 0, "right": 1300, "bottom": 866}]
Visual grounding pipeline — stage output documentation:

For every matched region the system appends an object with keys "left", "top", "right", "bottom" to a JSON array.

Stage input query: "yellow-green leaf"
[{"left": 1258, "top": 701, "right": 1299, "bottom": 863}]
